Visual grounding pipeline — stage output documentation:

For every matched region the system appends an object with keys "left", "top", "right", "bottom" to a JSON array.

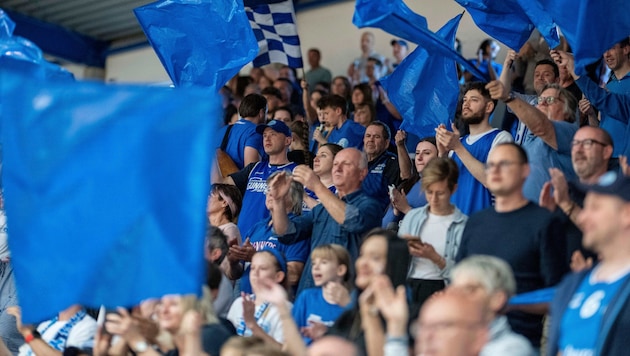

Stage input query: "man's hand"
[
  {"left": 548, "top": 168, "right": 571, "bottom": 209},
  {"left": 485, "top": 80, "right": 509, "bottom": 101},
  {"left": 394, "top": 130, "right": 406, "bottom": 147},
  {"left": 539, "top": 181, "right": 557, "bottom": 212},
  {"left": 292, "top": 165, "right": 322, "bottom": 191},
  {"left": 579, "top": 97, "right": 596, "bottom": 117},
  {"left": 550, "top": 50, "right": 576, "bottom": 79},
  {"left": 435, "top": 123, "right": 462, "bottom": 152},
  {"left": 267, "top": 171, "right": 292, "bottom": 200},
  {"left": 503, "top": 50, "right": 518, "bottom": 68}
]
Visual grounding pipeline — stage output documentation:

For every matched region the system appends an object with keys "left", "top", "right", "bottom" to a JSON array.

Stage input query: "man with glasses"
[
  {"left": 457, "top": 142, "right": 568, "bottom": 349},
  {"left": 540, "top": 127, "right": 613, "bottom": 269},
  {"left": 487, "top": 80, "right": 578, "bottom": 203}
]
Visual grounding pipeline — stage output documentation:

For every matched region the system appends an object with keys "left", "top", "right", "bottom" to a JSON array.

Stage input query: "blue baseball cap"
[
  {"left": 256, "top": 119, "right": 291, "bottom": 137},
  {"left": 260, "top": 247, "right": 287, "bottom": 273},
  {"left": 391, "top": 39, "right": 408, "bottom": 48}
]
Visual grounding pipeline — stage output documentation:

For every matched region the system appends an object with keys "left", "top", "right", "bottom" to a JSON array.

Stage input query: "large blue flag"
[
  {"left": 453, "top": 0, "right": 559, "bottom": 51},
  {"left": 353, "top": 0, "right": 487, "bottom": 81},
  {"left": 380, "top": 14, "right": 462, "bottom": 140},
  {"left": 244, "top": 0, "right": 303, "bottom": 68},
  {"left": 1, "top": 70, "right": 221, "bottom": 323},
  {"left": 134, "top": 0, "right": 258, "bottom": 88},
  {"left": 537, "top": 0, "right": 630, "bottom": 76}
]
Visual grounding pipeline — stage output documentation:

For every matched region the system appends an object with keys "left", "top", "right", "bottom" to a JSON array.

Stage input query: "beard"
[{"left": 462, "top": 111, "right": 485, "bottom": 125}]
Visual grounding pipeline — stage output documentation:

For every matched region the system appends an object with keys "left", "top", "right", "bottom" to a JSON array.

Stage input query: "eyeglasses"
[
  {"left": 571, "top": 139, "right": 607, "bottom": 149},
  {"left": 484, "top": 160, "right": 521, "bottom": 171},
  {"left": 537, "top": 96, "right": 564, "bottom": 105}
]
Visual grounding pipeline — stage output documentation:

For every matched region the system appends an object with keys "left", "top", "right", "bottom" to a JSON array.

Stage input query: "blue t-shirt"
[
  {"left": 450, "top": 129, "right": 502, "bottom": 215},
  {"left": 233, "top": 161, "right": 297, "bottom": 236},
  {"left": 240, "top": 216, "right": 310, "bottom": 294},
  {"left": 292, "top": 288, "right": 346, "bottom": 345},
  {"left": 327, "top": 119, "right": 365, "bottom": 149},
  {"left": 559, "top": 270, "right": 629, "bottom": 355},
  {"left": 218, "top": 119, "right": 263, "bottom": 169},
  {"left": 522, "top": 120, "right": 577, "bottom": 203}
]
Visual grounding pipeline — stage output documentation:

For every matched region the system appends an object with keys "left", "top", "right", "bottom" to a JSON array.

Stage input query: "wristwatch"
[
  {"left": 132, "top": 340, "right": 149, "bottom": 353},
  {"left": 503, "top": 91, "right": 516, "bottom": 103}
]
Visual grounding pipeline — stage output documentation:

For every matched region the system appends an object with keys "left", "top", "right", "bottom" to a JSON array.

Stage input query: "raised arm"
[
  {"left": 435, "top": 124, "right": 488, "bottom": 187},
  {"left": 394, "top": 130, "right": 414, "bottom": 180},
  {"left": 486, "top": 80, "right": 558, "bottom": 149}
]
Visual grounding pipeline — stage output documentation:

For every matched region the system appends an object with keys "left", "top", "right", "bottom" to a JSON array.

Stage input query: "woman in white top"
[{"left": 398, "top": 157, "right": 468, "bottom": 317}]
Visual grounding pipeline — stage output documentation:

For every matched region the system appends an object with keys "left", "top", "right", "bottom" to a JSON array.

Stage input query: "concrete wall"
[{"left": 102, "top": 0, "right": 506, "bottom": 84}]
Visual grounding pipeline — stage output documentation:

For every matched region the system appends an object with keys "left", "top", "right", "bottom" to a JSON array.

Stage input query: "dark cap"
[
  {"left": 256, "top": 119, "right": 291, "bottom": 137},
  {"left": 390, "top": 39, "right": 408, "bottom": 48},
  {"left": 570, "top": 171, "right": 630, "bottom": 202}
]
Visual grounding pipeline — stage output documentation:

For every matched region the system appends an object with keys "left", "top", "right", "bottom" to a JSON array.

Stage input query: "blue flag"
[
  {"left": 353, "top": 0, "right": 487, "bottom": 81},
  {"left": 1, "top": 71, "right": 221, "bottom": 323},
  {"left": 244, "top": 0, "right": 303, "bottom": 68},
  {"left": 453, "top": 0, "right": 559, "bottom": 51},
  {"left": 537, "top": 0, "right": 630, "bottom": 76},
  {"left": 380, "top": 14, "right": 462, "bottom": 140},
  {"left": 134, "top": 0, "right": 258, "bottom": 88},
  {"left": 0, "top": 9, "right": 16, "bottom": 39}
]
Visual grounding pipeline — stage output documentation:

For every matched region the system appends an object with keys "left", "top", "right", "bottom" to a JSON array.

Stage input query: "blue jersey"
[
  {"left": 234, "top": 161, "right": 297, "bottom": 236},
  {"left": 559, "top": 270, "right": 629, "bottom": 355},
  {"left": 327, "top": 119, "right": 365, "bottom": 149},
  {"left": 450, "top": 129, "right": 502, "bottom": 215},
  {"left": 292, "top": 288, "right": 346, "bottom": 345},
  {"left": 217, "top": 119, "right": 263, "bottom": 169},
  {"left": 240, "top": 216, "right": 310, "bottom": 294},
  {"left": 362, "top": 151, "right": 400, "bottom": 211}
]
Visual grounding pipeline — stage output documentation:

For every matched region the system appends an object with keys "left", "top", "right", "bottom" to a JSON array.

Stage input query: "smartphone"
[{"left": 400, "top": 234, "right": 423, "bottom": 244}]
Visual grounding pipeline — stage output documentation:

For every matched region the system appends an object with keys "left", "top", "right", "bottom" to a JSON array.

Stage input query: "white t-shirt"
[
  {"left": 408, "top": 212, "right": 456, "bottom": 280},
  {"left": 226, "top": 296, "right": 292, "bottom": 343},
  {"left": 18, "top": 314, "right": 96, "bottom": 356}
]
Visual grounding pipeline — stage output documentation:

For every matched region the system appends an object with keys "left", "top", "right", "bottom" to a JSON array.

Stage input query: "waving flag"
[
  {"left": 1, "top": 70, "right": 221, "bottom": 323},
  {"left": 134, "top": 0, "right": 258, "bottom": 88},
  {"left": 244, "top": 0, "right": 303, "bottom": 68},
  {"left": 380, "top": 13, "right": 462, "bottom": 139},
  {"left": 453, "top": 0, "right": 559, "bottom": 51},
  {"left": 536, "top": 0, "right": 630, "bottom": 76},
  {"left": 353, "top": 0, "right": 487, "bottom": 81}
]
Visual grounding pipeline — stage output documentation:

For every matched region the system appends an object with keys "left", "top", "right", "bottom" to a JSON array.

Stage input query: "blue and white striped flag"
[{"left": 244, "top": 0, "right": 303, "bottom": 68}]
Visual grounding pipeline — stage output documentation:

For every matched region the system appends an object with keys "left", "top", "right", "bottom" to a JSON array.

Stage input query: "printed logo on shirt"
[
  {"left": 252, "top": 240, "right": 278, "bottom": 251},
  {"left": 306, "top": 314, "right": 335, "bottom": 327},
  {"left": 370, "top": 162, "right": 386, "bottom": 174},
  {"left": 246, "top": 178, "right": 268, "bottom": 193},
  {"left": 579, "top": 290, "right": 605, "bottom": 319}
]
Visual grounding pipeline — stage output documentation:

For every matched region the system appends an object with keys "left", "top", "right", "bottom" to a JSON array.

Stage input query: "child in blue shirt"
[{"left": 291, "top": 244, "right": 351, "bottom": 345}]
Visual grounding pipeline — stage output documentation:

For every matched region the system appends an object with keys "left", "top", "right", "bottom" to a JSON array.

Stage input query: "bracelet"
[
  {"left": 563, "top": 202, "right": 576, "bottom": 217},
  {"left": 24, "top": 330, "right": 40, "bottom": 343}
]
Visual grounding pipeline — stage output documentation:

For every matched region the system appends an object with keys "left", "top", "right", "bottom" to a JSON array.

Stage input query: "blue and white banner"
[{"left": 244, "top": 0, "right": 303, "bottom": 68}]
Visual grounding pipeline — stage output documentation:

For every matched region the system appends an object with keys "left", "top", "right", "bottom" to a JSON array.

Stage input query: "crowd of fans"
[{"left": 1, "top": 30, "right": 630, "bottom": 356}]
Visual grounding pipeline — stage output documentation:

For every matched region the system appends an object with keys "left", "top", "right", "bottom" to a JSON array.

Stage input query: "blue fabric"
[
  {"left": 327, "top": 120, "right": 365, "bottom": 149},
  {"left": 522, "top": 121, "right": 577, "bottom": 203},
  {"left": 353, "top": 1, "right": 487, "bottom": 81},
  {"left": 380, "top": 13, "right": 462, "bottom": 141},
  {"left": 245, "top": 0, "right": 303, "bottom": 68},
  {"left": 548, "top": 269, "right": 630, "bottom": 356},
  {"left": 450, "top": 129, "right": 501, "bottom": 216},
  {"left": 278, "top": 189, "right": 382, "bottom": 293},
  {"left": 465, "top": 58, "right": 503, "bottom": 82},
  {"left": 559, "top": 272, "right": 627, "bottom": 355},
  {"left": 239, "top": 216, "right": 309, "bottom": 294},
  {"left": 0, "top": 71, "right": 220, "bottom": 323},
  {"left": 453, "top": 0, "right": 559, "bottom": 51},
  {"left": 134, "top": 0, "right": 258, "bottom": 88},
  {"left": 292, "top": 288, "right": 345, "bottom": 345},
  {"left": 381, "top": 180, "right": 427, "bottom": 228},
  {"left": 536, "top": 0, "right": 630, "bottom": 76},
  {"left": 236, "top": 161, "right": 297, "bottom": 237},
  {"left": 217, "top": 119, "right": 263, "bottom": 170},
  {"left": 509, "top": 287, "right": 556, "bottom": 305}
]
